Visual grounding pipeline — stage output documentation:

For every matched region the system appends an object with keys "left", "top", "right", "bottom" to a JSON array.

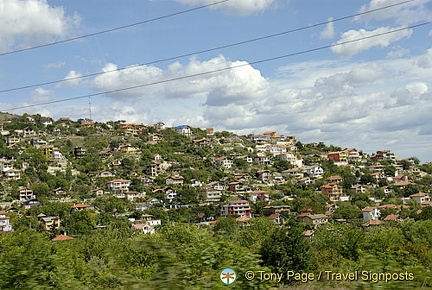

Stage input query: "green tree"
[{"left": 261, "top": 225, "right": 312, "bottom": 283}]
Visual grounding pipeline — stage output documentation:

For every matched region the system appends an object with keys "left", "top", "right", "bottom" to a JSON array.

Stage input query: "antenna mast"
[{"left": 88, "top": 96, "right": 92, "bottom": 120}]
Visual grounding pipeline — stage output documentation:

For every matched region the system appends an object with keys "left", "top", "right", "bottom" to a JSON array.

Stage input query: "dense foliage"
[{"left": 1, "top": 218, "right": 431, "bottom": 289}]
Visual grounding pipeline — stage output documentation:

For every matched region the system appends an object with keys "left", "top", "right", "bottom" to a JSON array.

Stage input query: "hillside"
[{"left": 0, "top": 113, "right": 431, "bottom": 288}]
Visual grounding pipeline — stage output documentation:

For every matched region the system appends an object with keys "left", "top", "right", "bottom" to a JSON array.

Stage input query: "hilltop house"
[{"left": 175, "top": 125, "right": 192, "bottom": 136}]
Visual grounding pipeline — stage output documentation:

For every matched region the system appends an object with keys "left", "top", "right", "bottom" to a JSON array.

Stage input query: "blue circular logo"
[{"left": 220, "top": 268, "right": 236, "bottom": 285}]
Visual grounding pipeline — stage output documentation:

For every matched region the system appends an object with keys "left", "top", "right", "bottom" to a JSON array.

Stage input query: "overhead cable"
[{"left": 3, "top": 21, "right": 430, "bottom": 112}]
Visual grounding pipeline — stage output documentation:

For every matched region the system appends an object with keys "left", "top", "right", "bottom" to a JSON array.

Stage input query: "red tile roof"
[{"left": 51, "top": 235, "right": 75, "bottom": 241}]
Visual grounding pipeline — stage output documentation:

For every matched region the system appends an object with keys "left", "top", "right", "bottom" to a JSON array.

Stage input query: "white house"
[
  {"left": 106, "top": 179, "right": 131, "bottom": 193},
  {"left": 214, "top": 156, "right": 233, "bottom": 169},
  {"left": 0, "top": 211, "right": 13, "bottom": 232},
  {"left": 175, "top": 125, "right": 192, "bottom": 136},
  {"left": 279, "top": 152, "right": 303, "bottom": 167},
  {"left": 362, "top": 207, "right": 381, "bottom": 221},
  {"left": 410, "top": 193, "right": 431, "bottom": 204},
  {"left": 221, "top": 200, "right": 252, "bottom": 217},
  {"left": 306, "top": 166, "right": 324, "bottom": 178}
]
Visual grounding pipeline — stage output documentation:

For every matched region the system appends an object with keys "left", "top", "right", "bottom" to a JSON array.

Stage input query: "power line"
[
  {"left": 0, "top": 0, "right": 418, "bottom": 94},
  {"left": 0, "top": 0, "right": 229, "bottom": 57},
  {"left": 3, "top": 21, "right": 430, "bottom": 112}
]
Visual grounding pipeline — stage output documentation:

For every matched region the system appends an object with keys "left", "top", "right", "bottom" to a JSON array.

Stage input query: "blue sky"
[{"left": 1, "top": 0, "right": 432, "bottom": 162}]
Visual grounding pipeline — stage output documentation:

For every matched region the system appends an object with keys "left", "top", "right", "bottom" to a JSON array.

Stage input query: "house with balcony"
[
  {"left": 0, "top": 211, "right": 13, "bottom": 232},
  {"left": 371, "top": 150, "right": 396, "bottom": 161},
  {"left": 200, "top": 188, "right": 222, "bottom": 203},
  {"left": 38, "top": 214, "right": 61, "bottom": 231},
  {"left": 254, "top": 155, "right": 271, "bottom": 165},
  {"left": 327, "top": 151, "right": 348, "bottom": 163},
  {"left": 303, "top": 214, "right": 329, "bottom": 228},
  {"left": 193, "top": 138, "right": 212, "bottom": 147},
  {"left": 221, "top": 200, "right": 252, "bottom": 217},
  {"left": 106, "top": 179, "right": 131, "bottom": 193},
  {"left": 320, "top": 183, "right": 344, "bottom": 202},
  {"left": 325, "top": 175, "right": 343, "bottom": 183},
  {"left": 97, "top": 169, "right": 115, "bottom": 178},
  {"left": 3, "top": 169, "right": 21, "bottom": 179},
  {"left": 279, "top": 152, "right": 303, "bottom": 167},
  {"left": 19, "top": 187, "right": 35, "bottom": 201},
  {"left": 165, "top": 175, "right": 184, "bottom": 186},
  {"left": 152, "top": 187, "right": 179, "bottom": 202},
  {"left": 214, "top": 156, "right": 233, "bottom": 169},
  {"left": 74, "top": 147, "right": 87, "bottom": 158}
]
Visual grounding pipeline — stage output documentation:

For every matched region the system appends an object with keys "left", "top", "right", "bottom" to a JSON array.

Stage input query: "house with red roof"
[
  {"left": 362, "top": 207, "right": 381, "bottom": 221},
  {"left": 410, "top": 193, "right": 431, "bottom": 204},
  {"left": 71, "top": 204, "right": 91, "bottom": 211}
]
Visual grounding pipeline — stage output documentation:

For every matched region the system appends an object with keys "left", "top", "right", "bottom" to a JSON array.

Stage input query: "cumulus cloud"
[
  {"left": 320, "top": 17, "right": 335, "bottom": 39},
  {"left": 57, "top": 70, "right": 83, "bottom": 88},
  {"left": 355, "top": 0, "right": 432, "bottom": 25},
  {"left": 331, "top": 26, "right": 412, "bottom": 58},
  {"left": 0, "top": 0, "right": 80, "bottom": 52},
  {"left": 417, "top": 48, "right": 432, "bottom": 68},
  {"left": 91, "top": 55, "right": 269, "bottom": 106},
  {"left": 30, "top": 88, "right": 55, "bottom": 102},
  {"left": 314, "top": 65, "right": 391, "bottom": 96},
  {"left": 173, "top": 0, "right": 276, "bottom": 15},
  {"left": 386, "top": 46, "right": 410, "bottom": 58},
  {"left": 31, "top": 50, "right": 432, "bottom": 161},
  {"left": 91, "top": 63, "right": 164, "bottom": 98}
]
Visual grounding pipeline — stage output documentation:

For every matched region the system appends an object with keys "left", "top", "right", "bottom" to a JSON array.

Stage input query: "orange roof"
[
  {"left": 362, "top": 207, "right": 378, "bottom": 212},
  {"left": 71, "top": 204, "right": 90, "bottom": 209},
  {"left": 267, "top": 213, "right": 280, "bottom": 220},
  {"left": 410, "top": 193, "right": 429, "bottom": 197},
  {"left": 384, "top": 214, "right": 401, "bottom": 221},
  {"left": 51, "top": 235, "right": 75, "bottom": 241},
  {"left": 362, "top": 220, "right": 384, "bottom": 227},
  {"left": 236, "top": 216, "right": 251, "bottom": 222}
]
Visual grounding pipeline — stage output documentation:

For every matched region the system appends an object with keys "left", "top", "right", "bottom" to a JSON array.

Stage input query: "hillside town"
[{"left": 0, "top": 112, "right": 431, "bottom": 288}]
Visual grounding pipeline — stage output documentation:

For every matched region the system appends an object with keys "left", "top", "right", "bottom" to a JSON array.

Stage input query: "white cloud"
[
  {"left": 0, "top": 0, "right": 80, "bottom": 52},
  {"left": 28, "top": 48, "right": 432, "bottom": 162},
  {"left": 355, "top": 0, "right": 432, "bottom": 25},
  {"left": 416, "top": 48, "right": 432, "bottom": 68},
  {"left": 30, "top": 88, "right": 55, "bottom": 102},
  {"left": 91, "top": 55, "right": 269, "bottom": 106},
  {"left": 386, "top": 46, "right": 410, "bottom": 58},
  {"left": 91, "top": 63, "right": 164, "bottom": 99},
  {"left": 320, "top": 17, "right": 335, "bottom": 39},
  {"left": 57, "top": 70, "right": 84, "bottom": 88},
  {"left": 331, "top": 26, "right": 412, "bottom": 58},
  {"left": 43, "top": 61, "right": 66, "bottom": 71},
  {"left": 173, "top": 0, "right": 276, "bottom": 16}
]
